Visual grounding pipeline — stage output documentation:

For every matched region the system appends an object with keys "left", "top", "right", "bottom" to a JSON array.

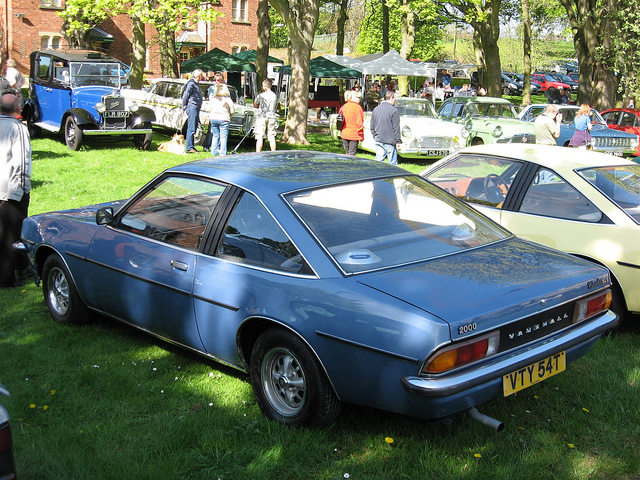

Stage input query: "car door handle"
[{"left": 170, "top": 260, "right": 189, "bottom": 272}]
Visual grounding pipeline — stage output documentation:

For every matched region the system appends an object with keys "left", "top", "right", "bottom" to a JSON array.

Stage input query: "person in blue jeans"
[
  {"left": 208, "top": 84, "right": 235, "bottom": 156},
  {"left": 181, "top": 69, "right": 204, "bottom": 153},
  {"left": 370, "top": 91, "right": 401, "bottom": 165}
]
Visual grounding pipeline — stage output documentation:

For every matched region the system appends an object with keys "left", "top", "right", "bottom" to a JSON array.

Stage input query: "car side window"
[
  {"left": 425, "top": 155, "right": 522, "bottom": 208},
  {"left": 216, "top": 192, "right": 306, "bottom": 274},
  {"left": 621, "top": 112, "right": 638, "bottom": 128},
  {"left": 602, "top": 111, "right": 621, "bottom": 125},
  {"left": 520, "top": 167, "right": 603, "bottom": 222},
  {"left": 37, "top": 55, "right": 52, "bottom": 81},
  {"left": 117, "top": 176, "right": 225, "bottom": 250},
  {"left": 439, "top": 103, "right": 453, "bottom": 117}
]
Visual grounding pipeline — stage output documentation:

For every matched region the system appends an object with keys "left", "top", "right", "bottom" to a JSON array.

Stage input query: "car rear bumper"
[{"left": 401, "top": 310, "right": 617, "bottom": 400}]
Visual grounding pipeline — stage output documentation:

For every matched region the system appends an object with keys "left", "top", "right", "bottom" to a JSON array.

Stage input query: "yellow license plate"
[{"left": 503, "top": 351, "right": 566, "bottom": 396}]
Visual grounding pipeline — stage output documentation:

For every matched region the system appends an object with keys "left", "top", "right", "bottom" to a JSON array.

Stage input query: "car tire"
[
  {"left": 64, "top": 116, "right": 83, "bottom": 151},
  {"left": 133, "top": 122, "right": 153, "bottom": 150},
  {"left": 250, "top": 328, "right": 341, "bottom": 428},
  {"left": 42, "top": 254, "right": 91, "bottom": 326},
  {"left": 26, "top": 110, "right": 42, "bottom": 139}
]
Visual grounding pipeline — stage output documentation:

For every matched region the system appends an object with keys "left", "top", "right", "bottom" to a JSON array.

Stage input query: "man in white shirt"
[
  {"left": 253, "top": 78, "right": 278, "bottom": 152},
  {"left": 5, "top": 60, "right": 24, "bottom": 92}
]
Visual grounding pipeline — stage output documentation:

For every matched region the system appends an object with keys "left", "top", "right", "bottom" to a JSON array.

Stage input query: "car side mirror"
[{"left": 96, "top": 207, "right": 114, "bottom": 225}]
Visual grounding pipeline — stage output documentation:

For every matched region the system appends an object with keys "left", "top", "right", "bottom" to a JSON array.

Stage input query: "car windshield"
[
  {"left": 467, "top": 102, "right": 517, "bottom": 118},
  {"left": 69, "top": 62, "right": 127, "bottom": 87},
  {"left": 286, "top": 176, "right": 509, "bottom": 274},
  {"left": 394, "top": 99, "right": 437, "bottom": 118},
  {"left": 577, "top": 165, "right": 640, "bottom": 223}
]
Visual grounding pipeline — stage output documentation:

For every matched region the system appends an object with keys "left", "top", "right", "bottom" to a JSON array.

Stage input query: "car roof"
[
  {"left": 166, "top": 151, "right": 407, "bottom": 195},
  {"left": 449, "top": 144, "right": 638, "bottom": 171},
  {"left": 445, "top": 96, "right": 513, "bottom": 104},
  {"left": 32, "top": 49, "right": 123, "bottom": 64},
  {"left": 601, "top": 108, "right": 640, "bottom": 115}
]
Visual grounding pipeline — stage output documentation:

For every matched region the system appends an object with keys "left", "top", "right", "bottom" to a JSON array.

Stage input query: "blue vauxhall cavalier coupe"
[{"left": 16, "top": 152, "right": 618, "bottom": 429}]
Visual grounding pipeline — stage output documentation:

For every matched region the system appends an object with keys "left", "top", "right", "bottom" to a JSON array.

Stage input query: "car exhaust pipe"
[{"left": 466, "top": 407, "right": 504, "bottom": 432}]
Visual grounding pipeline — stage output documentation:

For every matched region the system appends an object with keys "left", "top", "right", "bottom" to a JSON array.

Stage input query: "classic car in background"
[
  {"left": 330, "top": 97, "right": 469, "bottom": 159},
  {"left": 601, "top": 108, "right": 640, "bottom": 156},
  {"left": 437, "top": 96, "right": 536, "bottom": 145},
  {"left": 519, "top": 104, "right": 639, "bottom": 156},
  {"left": 121, "top": 78, "right": 256, "bottom": 147},
  {"left": 0, "top": 383, "right": 16, "bottom": 480},
  {"left": 421, "top": 144, "right": 640, "bottom": 321},
  {"left": 15, "top": 151, "right": 617, "bottom": 429},
  {"left": 22, "top": 50, "right": 155, "bottom": 151}
]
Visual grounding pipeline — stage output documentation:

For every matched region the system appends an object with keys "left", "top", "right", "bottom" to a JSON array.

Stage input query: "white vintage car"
[
  {"left": 121, "top": 78, "right": 256, "bottom": 146},
  {"left": 330, "top": 97, "right": 470, "bottom": 159}
]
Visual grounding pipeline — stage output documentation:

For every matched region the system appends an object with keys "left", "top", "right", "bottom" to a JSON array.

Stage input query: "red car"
[
  {"left": 531, "top": 73, "right": 571, "bottom": 92},
  {"left": 601, "top": 108, "right": 640, "bottom": 156}
]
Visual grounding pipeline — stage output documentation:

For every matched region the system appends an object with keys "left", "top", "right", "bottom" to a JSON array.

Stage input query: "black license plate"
[{"left": 103, "top": 111, "right": 129, "bottom": 118}]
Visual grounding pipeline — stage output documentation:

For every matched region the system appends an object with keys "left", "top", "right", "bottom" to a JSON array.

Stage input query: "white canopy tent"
[{"left": 360, "top": 50, "right": 436, "bottom": 79}]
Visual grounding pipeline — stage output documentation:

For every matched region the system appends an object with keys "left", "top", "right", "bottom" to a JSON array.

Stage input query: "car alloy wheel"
[
  {"left": 42, "top": 254, "right": 91, "bottom": 325},
  {"left": 250, "top": 329, "right": 341, "bottom": 427}
]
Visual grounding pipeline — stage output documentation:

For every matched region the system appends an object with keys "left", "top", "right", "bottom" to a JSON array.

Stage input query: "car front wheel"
[
  {"left": 250, "top": 329, "right": 341, "bottom": 428},
  {"left": 42, "top": 254, "right": 91, "bottom": 326},
  {"left": 64, "top": 116, "right": 83, "bottom": 151},
  {"left": 133, "top": 122, "right": 153, "bottom": 150}
]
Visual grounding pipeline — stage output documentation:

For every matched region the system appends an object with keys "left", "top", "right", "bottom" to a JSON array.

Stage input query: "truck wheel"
[{"left": 64, "top": 116, "right": 83, "bottom": 151}]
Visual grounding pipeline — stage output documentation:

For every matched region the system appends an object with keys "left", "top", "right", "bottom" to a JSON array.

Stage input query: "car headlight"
[
  {"left": 493, "top": 126, "right": 503, "bottom": 138},
  {"left": 461, "top": 127, "right": 470, "bottom": 138},
  {"left": 509, "top": 83, "right": 517, "bottom": 89},
  {"left": 402, "top": 125, "right": 412, "bottom": 138},
  {"left": 632, "top": 136, "right": 639, "bottom": 150},
  {"left": 96, "top": 102, "right": 106, "bottom": 113},
  {"left": 129, "top": 102, "right": 139, "bottom": 112}
]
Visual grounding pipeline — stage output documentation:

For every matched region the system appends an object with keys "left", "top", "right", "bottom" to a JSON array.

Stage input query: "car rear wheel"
[
  {"left": 26, "top": 110, "right": 42, "bottom": 138},
  {"left": 64, "top": 116, "right": 83, "bottom": 151},
  {"left": 133, "top": 122, "right": 153, "bottom": 150},
  {"left": 42, "top": 254, "right": 91, "bottom": 326},
  {"left": 250, "top": 329, "right": 341, "bottom": 428}
]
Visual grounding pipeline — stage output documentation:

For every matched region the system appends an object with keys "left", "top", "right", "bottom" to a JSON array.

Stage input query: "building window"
[
  {"left": 41, "top": 35, "right": 63, "bottom": 50},
  {"left": 232, "top": 0, "right": 248, "bottom": 22},
  {"left": 40, "top": 0, "right": 63, "bottom": 9},
  {"left": 231, "top": 45, "right": 248, "bottom": 55}
]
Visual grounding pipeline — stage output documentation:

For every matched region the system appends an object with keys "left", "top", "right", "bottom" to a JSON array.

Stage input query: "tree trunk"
[
  {"left": 159, "top": 29, "right": 179, "bottom": 78},
  {"left": 256, "top": 0, "right": 270, "bottom": 87},
  {"left": 382, "top": 0, "right": 390, "bottom": 53},
  {"left": 270, "top": 0, "right": 320, "bottom": 145},
  {"left": 397, "top": 0, "right": 415, "bottom": 97},
  {"left": 470, "top": 0, "right": 501, "bottom": 97},
  {"left": 336, "top": 0, "right": 348, "bottom": 56},
  {"left": 521, "top": 0, "right": 532, "bottom": 105},
  {"left": 129, "top": 14, "right": 146, "bottom": 89}
]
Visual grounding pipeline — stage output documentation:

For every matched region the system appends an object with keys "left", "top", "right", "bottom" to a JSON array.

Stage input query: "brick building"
[{"left": 1, "top": 0, "right": 258, "bottom": 79}]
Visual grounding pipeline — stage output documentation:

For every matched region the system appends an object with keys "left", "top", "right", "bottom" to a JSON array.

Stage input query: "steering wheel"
[{"left": 483, "top": 174, "right": 508, "bottom": 204}]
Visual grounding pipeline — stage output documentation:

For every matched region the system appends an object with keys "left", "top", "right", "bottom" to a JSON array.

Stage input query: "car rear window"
[
  {"left": 286, "top": 176, "right": 509, "bottom": 274},
  {"left": 577, "top": 164, "right": 640, "bottom": 223}
]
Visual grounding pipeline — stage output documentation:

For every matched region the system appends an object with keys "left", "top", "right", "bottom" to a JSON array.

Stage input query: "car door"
[
  {"left": 32, "top": 54, "right": 71, "bottom": 129},
  {"left": 87, "top": 175, "right": 226, "bottom": 349},
  {"left": 498, "top": 166, "right": 610, "bottom": 253},
  {"left": 192, "top": 189, "right": 313, "bottom": 365}
]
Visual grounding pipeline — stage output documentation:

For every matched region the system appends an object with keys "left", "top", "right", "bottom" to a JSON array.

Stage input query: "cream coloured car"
[
  {"left": 121, "top": 78, "right": 256, "bottom": 146},
  {"left": 421, "top": 144, "right": 640, "bottom": 321},
  {"left": 330, "top": 97, "right": 470, "bottom": 159}
]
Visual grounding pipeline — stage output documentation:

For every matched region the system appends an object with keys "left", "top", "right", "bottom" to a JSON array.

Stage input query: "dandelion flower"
[
  {"left": 29, "top": 404, "right": 36, "bottom": 409},
  {"left": 385, "top": 437, "right": 394, "bottom": 444},
  {"left": 50, "top": 390, "right": 56, "bottom": 395},
  {"left": 568, "top": 444, "right": 575, "bottom": 449},
  {"left": 474, "top": 453, "right": 482, "bottom": 458},
  {"left": 582, "top": 407, "right": 590, "bottom": 413},
  {"left": 43, "top": 405, "right": 48, "bottom": 411}
]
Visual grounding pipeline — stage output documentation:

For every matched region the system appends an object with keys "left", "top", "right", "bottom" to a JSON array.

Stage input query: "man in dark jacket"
[
  {"left": 182, "top": 69, "right": 204, "bottom": 153},
  {"left": 370, "top": 91, "right": 401, "bottom": 165}
]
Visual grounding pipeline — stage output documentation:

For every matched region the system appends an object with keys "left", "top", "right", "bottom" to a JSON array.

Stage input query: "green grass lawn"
[{"left": 1, "top": 130, "right": 640, "bottom": 479}]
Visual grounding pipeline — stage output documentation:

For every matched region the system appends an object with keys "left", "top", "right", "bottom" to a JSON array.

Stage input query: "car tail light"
[
  {"left": 422, "top": 331, "right": 500, "bottom": 374},
  {"left": 574, "top": 289, "right": 612, "bottom": 324}
]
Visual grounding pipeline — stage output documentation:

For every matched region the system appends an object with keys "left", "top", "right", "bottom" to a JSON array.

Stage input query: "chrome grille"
[
  {"left": 102, "top": 94, "right": 128, "bottom": 130},
  {"left": 594, "top": 136, "right": 633, "bottom": 148},
  {"left": 418, "top": 137, "right": 454, "bottom": 148}
]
